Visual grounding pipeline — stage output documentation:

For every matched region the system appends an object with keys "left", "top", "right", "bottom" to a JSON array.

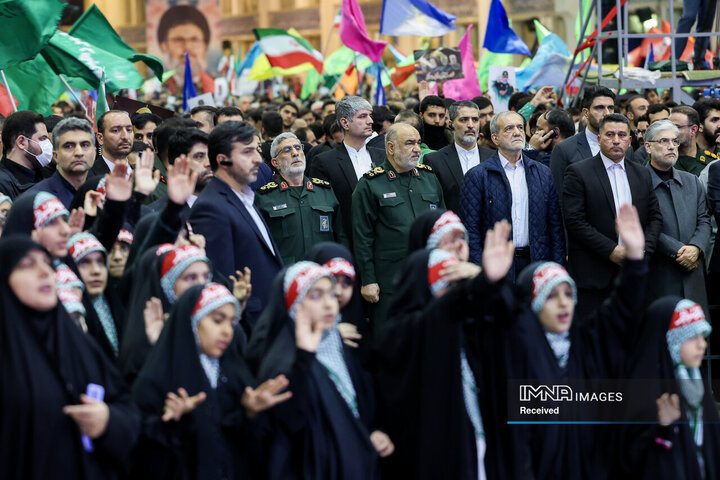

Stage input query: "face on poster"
[
  {"left": 146, "top": 0, "right": 222, "bottom": 85},
  {"left": 414, "top": 47, "right": 464, "bottom": 82},
  {"left": 488, "top": 66, "right": 516, "bottom": 113}
]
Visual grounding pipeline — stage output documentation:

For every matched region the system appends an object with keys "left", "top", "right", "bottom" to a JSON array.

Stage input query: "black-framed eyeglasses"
[{"left": 646, "top": 138, "right": 680, "bottom": 146}]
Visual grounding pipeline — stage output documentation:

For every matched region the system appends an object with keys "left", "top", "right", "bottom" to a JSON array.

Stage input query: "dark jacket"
[
  {"left": 188, "top": 177, "right": 284, "bottom": 320},
  {"left": 26, "top": 170, "right": 78, "bottom": 208},
  {"left": 308, "top": 143, "right": 385, "bottom": 246},
  {"left": 562, "top": 154, "right": 662, "bottom": 291},
  {"left": 459, "top": 153, "right": 565, "bottom": 282}
]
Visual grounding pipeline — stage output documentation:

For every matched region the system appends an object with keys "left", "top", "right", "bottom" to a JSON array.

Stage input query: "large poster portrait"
[{"left": 146, "top": 0, "right": 222, "bottom": 94}]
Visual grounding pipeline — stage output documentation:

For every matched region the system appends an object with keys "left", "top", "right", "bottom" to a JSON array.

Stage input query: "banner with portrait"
[{"left": 146, "top": 0, "right": 222, "bottom": 94}]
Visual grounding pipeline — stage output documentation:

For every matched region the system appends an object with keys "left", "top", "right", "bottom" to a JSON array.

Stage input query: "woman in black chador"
[
  {"left": 131, "top": 282, "right": 291, "bottom": 479},
  {"left": 375, "top": 220, "right": 516, "bottom": 480},
  {"left": 255, "top": 261, "right": 393, "bottom": 479},
  {"left": 0, "top": 235, "right": 140, "bottom": 480}
]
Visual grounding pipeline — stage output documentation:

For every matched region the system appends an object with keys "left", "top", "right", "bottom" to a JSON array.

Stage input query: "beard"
[{"left": 703, "top": 127, "right": 720, "bottom": 147}]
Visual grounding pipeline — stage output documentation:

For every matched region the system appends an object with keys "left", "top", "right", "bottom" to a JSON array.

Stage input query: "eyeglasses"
[
  {"left": 279, "top": 144, "right": 303, "bottom": 155},
  {"left": 673, "top": 124, "right": 692, "bottom": 130},
  {"left": 647, "top": 138, "right": 680, "bottom": 146}
]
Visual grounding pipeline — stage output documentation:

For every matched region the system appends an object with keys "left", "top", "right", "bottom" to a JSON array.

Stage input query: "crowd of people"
[{"left": 1, "top": 82, "right": 720, "bottom": 479}]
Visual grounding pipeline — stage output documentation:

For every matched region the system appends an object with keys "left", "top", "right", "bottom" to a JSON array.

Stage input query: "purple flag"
[{"left": 340, "top": 0, "right": 387, "bottom": 63}]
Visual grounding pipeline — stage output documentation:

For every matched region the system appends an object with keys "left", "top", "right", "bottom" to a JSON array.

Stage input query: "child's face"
[{"left": 680, "top": 334, "right": 707, "bottom": 368}]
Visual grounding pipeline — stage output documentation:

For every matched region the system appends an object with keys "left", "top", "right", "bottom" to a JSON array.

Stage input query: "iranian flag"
[{"left": 254, "top": 28, "right": 324, "bottom": 73}]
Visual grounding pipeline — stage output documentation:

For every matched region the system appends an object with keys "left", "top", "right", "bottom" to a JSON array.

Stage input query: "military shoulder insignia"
[
  {"left": 364, "top": 166, "right": 385, "bottom": 178},
  {"left": 705, "top": 150, "right": 719, "bottom": 160},
  {"left": 416, "top": 164, "right": 433, "bottom": 172},
  {"left": 311, "top": 177, "right": 331, "bottom": 188},
  {"left": 258, "top": 181, "right": 279, "bottom": 193}
]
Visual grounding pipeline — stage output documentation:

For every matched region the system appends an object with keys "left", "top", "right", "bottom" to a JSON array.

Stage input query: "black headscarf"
[
  {"left": 131, "top": 283, "right": 257, "bottom": 479},
  {"left": 407, "top": 208, "right": 446, "bottom": 254},
  {"left": 0, "top": 235, "right": 140, "bottom": 480}
]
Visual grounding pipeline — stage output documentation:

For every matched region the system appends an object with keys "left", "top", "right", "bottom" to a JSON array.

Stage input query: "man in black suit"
[
  {"left": 550, "top": 86, "right": 619, "bottom": 199},
  {"left": 188, "top": 121, "right": 283, "bottom": 321},
  {"left": 91, "top": 110, "right": 134, "bottom": 177},
  {"left": 424, "top": 101, "right": 494, "bottom": 212},
  {"left": 308, "top": 96, "right": 385, "bottom": 244},
  {"left": 563, "top": 113, "right": 662, "bottom": 321}
]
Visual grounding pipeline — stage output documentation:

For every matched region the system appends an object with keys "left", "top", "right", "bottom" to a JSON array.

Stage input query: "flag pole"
[
  {"left": 353, "top": 53, "right": 362, "bottom": 96},
  {"left": 322, "top": 24, "right": 336, "bottom": 58},
  {"left": 380, "top": 63, "right": 400, "bottom": 94},
  {"left": 58, "top": 74, "right": 88, "bottom": 114},
  {"left": 0, "top": 70, "right": 17, "bottom": 112}
]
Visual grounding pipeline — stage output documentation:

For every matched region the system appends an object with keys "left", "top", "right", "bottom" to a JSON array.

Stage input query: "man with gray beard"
[
  {"left": 255, "top": 132, "right": 345, "bottom": 265},
  {"left": 645, "top": 119, "right": 711, "bottom": 312},
  {"left": 424, "top": 101, "right": 495, "bottom": 212}
]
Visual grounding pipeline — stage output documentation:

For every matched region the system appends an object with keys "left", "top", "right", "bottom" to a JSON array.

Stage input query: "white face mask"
[{"left": 24, "top": 138, "right": 54, "bottom": 167}]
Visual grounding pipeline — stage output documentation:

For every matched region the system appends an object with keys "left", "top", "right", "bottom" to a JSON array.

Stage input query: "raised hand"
[
  {"left": 656, "top": 393, "right": 681, "bottom": 426},
  {"left": 83, "top": 190, "right": 105, "bottom": 216},
  {"left": 440, "top": 261, "right": 482, "bottom": 283},
  {"left": 68, "top": 208, "right": 85, "bottom": 235},
  {"left": 167, "top": 154, "right": 198, "bottom": 206},
  {"left": 161, "top": 387, "right": 207, "bottom": 422},
  {"left": 133, "top": 148, "right": 160, "bottom": 195},
  {"left": 482, "top": 220, "right": 514, "bottom": 283},
  {"left": 104, "top": 163, "right": 133, "bottom": 202},
  {"left": 229, "top": 267, "right": 252, "bottom": 311},
  {"left": 295, "top": 304, "right": 327, "bottom": 353},
  {"left": 241, "top": 374, "right": 293, "bottom": 419},
  {"left": 144, "top": 297, "right": 166, "bottom": 345},
  {"left": 529, "top": 86, "right": 556, "bottom": 107},
  {"left": 63, "top": 394, "right": 110, "bottom": 439},
  {"left": 615, "top": 204, "right": 645, "bottom": 260},
  {"left": 337, "top": 322, "right": 362, "bottom": 348}
]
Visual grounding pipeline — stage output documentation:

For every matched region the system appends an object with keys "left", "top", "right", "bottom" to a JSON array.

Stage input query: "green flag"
[
  {"left": 0, "top": 0, "right": 65, "bottom": 69},
  {"left": 534, "top": 19, "right": 552, "bottom": 44},
  {"left": 575, "top": 0, "right": 593, "bottom": 41},
  {"left": 301, "top": 69, "right": 321, "bottom": 100},
  {"left": 96, "top": 70, "right": 109, "bottom": 129},
  {"left": 69, "top": 5, "right": 164, "bottom": 81},
  {"left": 1, "top": 53, "right": 64, "bottom": 114},
  {"left": 41, "top": 31, "right": 145, "bottom": 92}
]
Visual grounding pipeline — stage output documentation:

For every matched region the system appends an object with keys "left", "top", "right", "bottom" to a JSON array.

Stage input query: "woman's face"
[
  {"left": 538, "top": 282, "right": 575, "bottom": 334},
  {"left": 300, "top": 277, "right": 339, "bottom": 329},
  {"left": 173, "top": 261, "right": 210, "bottom": 299},
  {"left": 0, "top": 200, "right": 11, "bottom": 217},
  {"left": 680, "top": 334, "right": 707, "bottom": 368},
  {"left": 437, "top": 229, "right": 469, "bottom": 262},
  {"left": 9, "top": 249, "right": 57, "bottom": 311},
  {"left": 334, "top": 274, "right": 354, "bottom": 309},
  {"left": 31, "top": 216, "right": 71, "bottom": 258},
  {"left": 76, "top": 251, "right": 108, "bottom": 296},
  {"left": 197, "top": 302, "right": 235, "bottom": 358}
]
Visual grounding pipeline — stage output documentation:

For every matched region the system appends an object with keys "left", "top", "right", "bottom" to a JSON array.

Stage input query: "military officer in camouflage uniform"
[
  {"left": 255, "top": 132, "right": 346, "bottom": 264},
  {"left": 352, "top": 123, "right": 445, "bottom": 330}
]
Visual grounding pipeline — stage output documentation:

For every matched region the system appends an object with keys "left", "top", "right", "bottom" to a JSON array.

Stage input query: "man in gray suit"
[{"left": 644, "top": 119, "right": 711, "bottom": 314}]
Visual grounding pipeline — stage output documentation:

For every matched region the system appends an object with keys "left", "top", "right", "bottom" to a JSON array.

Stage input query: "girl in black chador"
[
  {"left": 0, "top": 235, "right": 140, "bottom": 480},
  {"left": 613, "top": 297, "right": 720, "bottom": 479},
  {"left": 255, "top": 261, "right": 393, "bottom": 479},
  {"left": 131, "top": 282, "right": 290, "bottom": 479},
  {"left": 510, "top": 204, "right": 649, "bottom": 480},
  {"left": 376, "top": 220, "right": 515, "bottom": 480}
]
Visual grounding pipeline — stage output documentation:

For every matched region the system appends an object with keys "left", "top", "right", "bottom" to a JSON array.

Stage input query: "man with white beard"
[
  {"left": 254, "top": 132, "right": 345, "bottom": 265},
  {"left": 645, "top": 119, "right": 711, "bottom": 313}
]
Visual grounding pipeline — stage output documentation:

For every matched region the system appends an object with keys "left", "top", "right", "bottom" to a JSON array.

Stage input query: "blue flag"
[
  {"left": 482, "top": 0, "right": 531, "bottom": 56},
  {"left": 236, "top": 41, "right": 262, "bottom": 76},
  {"left": 375, "top": 63, "right": 386, "bottom": 106},
  {"left": 380, "top": 0, "right": 457, "bottom": 37},
  {"left": 644, "top": 43, "right": 654, "bottom": 69},
  {"left": 182, "top": 52, "right": 197, "bottom": 112}
]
